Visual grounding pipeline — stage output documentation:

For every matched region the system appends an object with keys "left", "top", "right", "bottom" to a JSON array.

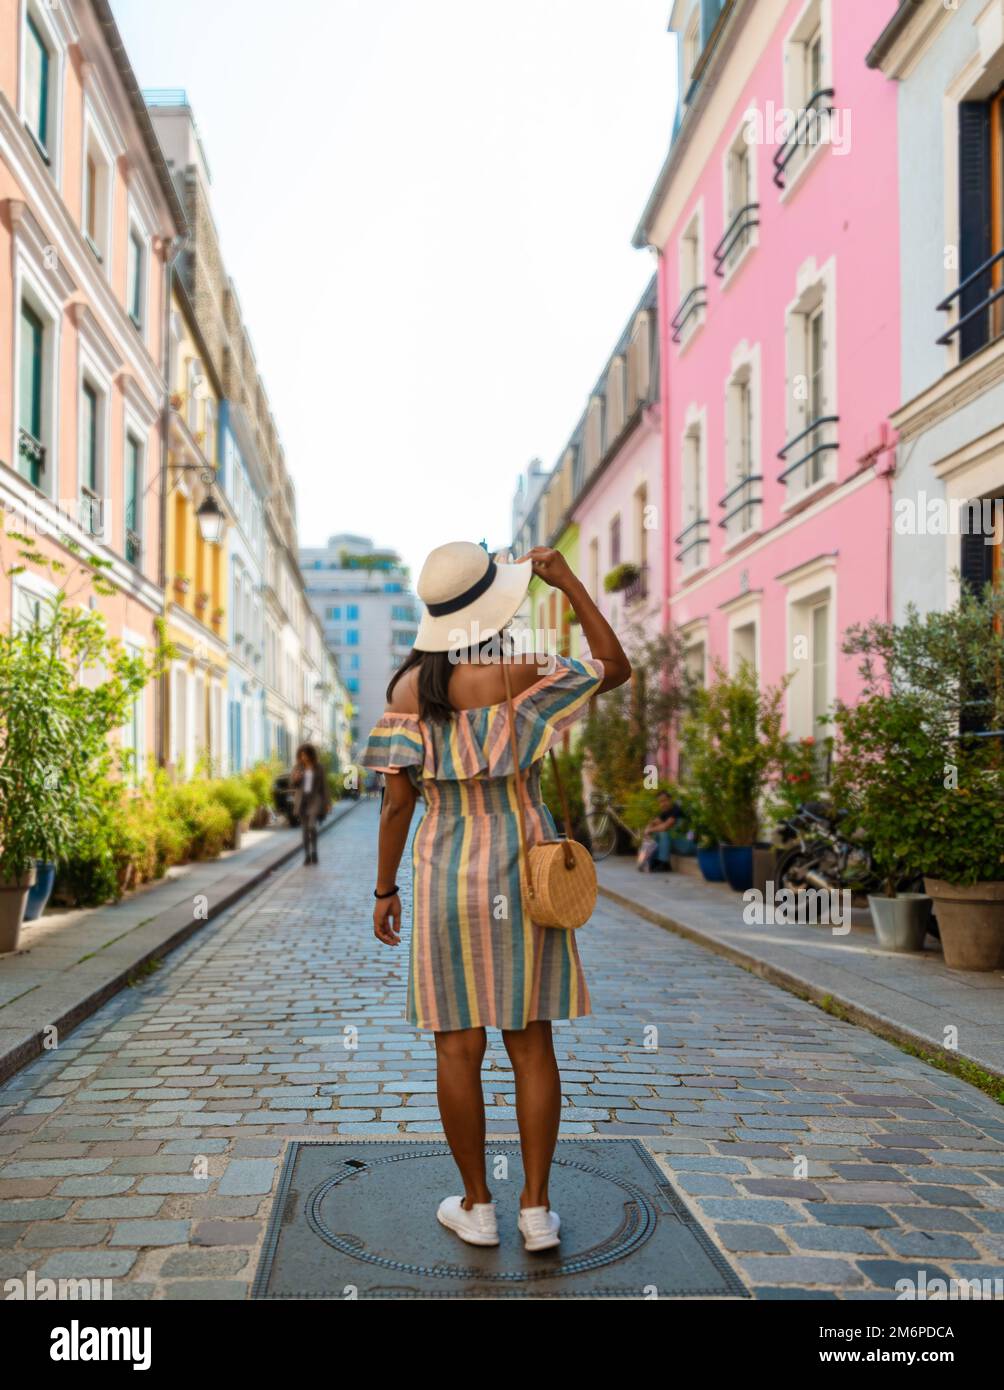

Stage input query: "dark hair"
[
  {"left": 296, "top": 743, "right": 321, "bottom": 768},
  {"left": 387, "top": 635, "right": 508, "bottom": 722}
]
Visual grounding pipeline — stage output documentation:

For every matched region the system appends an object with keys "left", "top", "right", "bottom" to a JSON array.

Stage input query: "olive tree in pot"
[
  {"left": 679, "top": 661, "right": 787, "bottom": 891},
  {"left": 841, "top": 583, "right": 1004, "bottom": 970},
  {"left": 0, "top": 539, "right": 161, "bottom": 952},
  {"left": 830, "top": 691, "right": 935, "bottom": 952}
]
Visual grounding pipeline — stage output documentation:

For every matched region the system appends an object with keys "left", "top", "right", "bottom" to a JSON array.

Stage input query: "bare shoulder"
[
  {"left": 502, "top": 651, "right": 559, "bottom": 697},
  {"left": 386, "top": 667, "right": 419, "bottom": 715}
]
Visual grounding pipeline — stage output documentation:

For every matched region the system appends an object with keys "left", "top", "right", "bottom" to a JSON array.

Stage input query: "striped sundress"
[{"left": 360, "top": 655, "right": 605, "bottom": 1033}]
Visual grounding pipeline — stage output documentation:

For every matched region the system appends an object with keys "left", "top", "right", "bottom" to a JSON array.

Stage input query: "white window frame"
[
  {"left": 723, "top": 341, "right": 762, "bottom": 548},
  {"left": 122, "top": 404, "right": 147, "bottom": 569},
  {"left": 81, "top": 100, "right": 117, "bottom": 273},
  {"left": 18, "top": 0, "right": 70, "bottom": 188},
  {"left": 682, "top": 4, "right": 701, "bottom": 100},
  {"left": 121, "top": 628, "right": 146, "bottom": 781},
  {"left": 679, "top": 618, "right": 709, "bottom": 689},
  {"left": 77, "top": 339, "right": 112, "bottom": 542},
  {"left": 676, "top": 201, "right": 706, "bottom": 350},
  {"left": 782, "top": 557, "right": 837, "bottom": 740},
  {"left": 13, "top": 244, "right": 65, "bottom": 501},
  {"left": 719, "top": 113, "right": 759, "bottom": 285},
  {"left": 679, "top": 404, "right": 708, "bottom": 577},
  {"left": 11, "top": 567, "right": 58, "bottom": 633},
  {"left": 780, "top": 0, "right": 834, "bottom": 201},
  {"left": 783, "top": 257, "right": 838, "bottom": 510},
  {"left": 125, "top": 196, "right": 152, "bottom": 339}
]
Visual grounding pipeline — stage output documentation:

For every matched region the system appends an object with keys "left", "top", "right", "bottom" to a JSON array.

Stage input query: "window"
[
  {"left": 677, "top": 417, "right": 707, "bottom": 575},
  {"left": 674, "top": 207, "right": 706, "bottom": 344},
  {"left": 778, "top": 0, "right": 831, "bottom": 190},
  {"left": 186, "top": 358, "right": 200, "bottom": 433},
  {"left": 125, "top": 432, "right": 142, "bottom": 566},
  {"left": 723, "top": 348, "right": 761, "bottom": 543},
  {"left": 121, "top": 639, "right": 145, "bottom": 781},
  {"left": 731, "top": 620, "right": 757, "bottom": 676},
  {"left": 348, "top": 653, "right": 359, "bottom": 671},
  {"left": 346, "top": 604, "right": 359, "bottom": 620},
  {"left": 717, "top": 123, "right": 758, "bottom": 278},
  {"left": 951, "top": 95, "right": 1004, "bottom": 362},
  {"left": 345, "top": 629, "right": 359, "bottom": 646},
  {"left": 626, "top": 310, "right": 652, "bottom": 409},
  {"left": 683, "top": 7, "right": 701, "bottom": 96},
  {"left": 18, "top": 301, "right": 45, "bottom": 487},
  {"left": 685, "top": 640, "right": 706, "bottom": 687},
  {"left": 782, "top": 262, "right": 837, "bottom": 500},
  {"left": 81, "top": 114, "right": 113, "bottom": 266},
  {"left": 347, "top": 677, "right": 360, "bottom": 694},
  {"left": 810, "top": 601, "right": 829, "bottom": 734},
  {"left": 783, "top": 560, "right": 836, "bottom": 740},
  {"left": 127, "top": 229, "right": 145, "bottom": 329},
  {"left": 24, "top": 13, "right": 50, "bottom": 156},
  {"left": 609, "top": 514, "right": 621, "bottom": 569},
  {"left": 589, "top": 536, "right": 600, "bottom": 601},
  {"left": 326, "top": 605, "right": 342, "bottom": 621},
  {"left": 80, "top": 380, "right": 101, "bottom": 536},
  {"left": 204, "top": 399, "right": 216, "bottom": 464}
]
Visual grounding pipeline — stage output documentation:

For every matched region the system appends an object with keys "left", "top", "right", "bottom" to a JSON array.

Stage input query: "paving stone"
[
  {"left": 0, "top": 1198, "right": 72, "bottom": 1221},
  {"left": 218, "top": 1160, "right": 277, "bottom": 1196},
  {"left": 856, "top": 1259, "right": 951, "bottom": 1290},
  {"left": 75, "top": 1198, "right": 165, "bottom": 1219},
  {"left": 23, "top": 1221, "right": 109, "bottom": 1248},
  {"left": 880, "top": 1230, "right": 980, "bottom": 1258},
  {"left": 159, "top": 1249, "right": 249, "bottom": 1277},
  {"left": 109, "top": 1220, "right": 191, "bottom": 1246},
  {"left": 40, "top": 1250, "right": 138, "bottom": 1278},
  {"left": 812, "top": 1205, "right": 901, "bottom": 1229},
  {"left": 192, "top": 1221, "right": 262, "bottom": 1246},
  {"left": 740, "top": 1256, "right": 864, "bottom": 1287},
  {"left": 788, "top": 1225, "right": 885, "bottom": 1255},
  {"left": 714, "top": 1223, "right": 788, "bottom": 1254},
  {"left": 164, "top": 1279, "right": 248, "bottom": 1300}
]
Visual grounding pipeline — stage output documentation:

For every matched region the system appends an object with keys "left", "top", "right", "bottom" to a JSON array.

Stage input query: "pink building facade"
[{"left": 634, "top": 0, "right": 901, "bottom": 752}]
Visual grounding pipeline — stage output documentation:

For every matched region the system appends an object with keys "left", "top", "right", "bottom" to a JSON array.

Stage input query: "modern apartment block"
[
  {"left": 300, "top": 534, "right": 419, "bottom": 753},
  {"left": 1, "top": 0, "right": 185, "bottom": 769}
]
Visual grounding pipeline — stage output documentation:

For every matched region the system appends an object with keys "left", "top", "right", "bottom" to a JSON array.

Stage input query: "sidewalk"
[
  {"left": 597, "top": 857, "right": 1004, "bottom": 1081},
  {"left": 0, "top": 800, "right": 361, "bottom": 1085}
]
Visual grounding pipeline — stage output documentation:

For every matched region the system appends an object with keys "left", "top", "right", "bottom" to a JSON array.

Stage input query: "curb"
[
  {"left": 0, "top": 799, "right": 362, "bottom": 1087},
  {"left": 597, "top": 881, "right": 1004, "bottom": 1089}
]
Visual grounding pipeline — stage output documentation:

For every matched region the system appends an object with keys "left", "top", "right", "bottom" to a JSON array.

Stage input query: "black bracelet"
[{"left": 374, "top": 885, "right": 399, "bottom": 899}]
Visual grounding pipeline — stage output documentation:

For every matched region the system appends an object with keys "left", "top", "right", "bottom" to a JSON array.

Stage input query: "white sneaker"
[
  {"left": 436, "top": 1195, "right": 499, "bottom": 1246},
  {"left": 518, "top": 1205, "right": 561, "bottom": 1251}
]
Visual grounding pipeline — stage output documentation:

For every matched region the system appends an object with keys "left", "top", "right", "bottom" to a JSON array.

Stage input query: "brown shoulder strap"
[{"left": 501, "top": 660, "right": 574, "bottom": 885}]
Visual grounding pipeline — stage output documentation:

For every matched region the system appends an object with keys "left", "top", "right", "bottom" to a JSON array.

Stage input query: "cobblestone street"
[{"left": 2, "top": 802, "right": 1003, "bottom": 1300}]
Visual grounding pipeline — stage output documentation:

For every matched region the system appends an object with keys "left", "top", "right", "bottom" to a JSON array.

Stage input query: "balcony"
[
  {"left": 17, "top": 427, "right": 45, "bottom": 486},
  {"left": 674, "top": 517, "right": 709, "bottom": 574},
  {"left": 713, "top": 204, "right": 759, "bottom": 277},
  {"left": 777, "top": 416, "right": 839, "bottom": 496},
  {"left": 937, "top": 248, "right": 1004, "bottom": 362},
  {"left": 772, "top": 89, "right": 836, "bottom": 189},
  {"left": 717, "top": 473, "right": 763, "bottom": 544},
  {"left": 79, "top": 487, "right": 104, "bottom": 538},
  {"left": 623, "top": 563, "right": 650, "bottom": 606},
  {"left": 671, "top": 285, "right": 708, "bottom": 344}
]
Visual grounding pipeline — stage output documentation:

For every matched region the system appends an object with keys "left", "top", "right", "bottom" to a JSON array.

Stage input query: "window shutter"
[
  {"left": 960, "top": 501, "right": 994, "bottom": 594},
  {"left": 958, "top": 101, "right": 992, "bottom": 361}
]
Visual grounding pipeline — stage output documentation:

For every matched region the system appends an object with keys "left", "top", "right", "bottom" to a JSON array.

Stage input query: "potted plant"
[
  {"left": 603, "top": 562, "right": 641, "bottom": 595},
  {"left": 195, "top": 591, "right": 210, "bottom": 612},
  {"left": 0, "top": 537, "right": 163, "bottom": 951},
  {"left": 842, "top": 584, "right": 1004, "bottom": 969},
  {"left": 24, "top": 860, "right": 58, "bottom": 921},
  {"left": 831, "top": 691, "right": 933, "bottom": 952},
  {"left": 173, "top": 574, "right": 191, "bottom": 597},
  {"left": 679, "top": 661, "right": 787, "bottom": 891}
]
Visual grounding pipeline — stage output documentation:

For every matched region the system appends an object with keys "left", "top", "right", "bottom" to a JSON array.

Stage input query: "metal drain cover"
[{"left": 252, "top": 1138, "right": 747, "bottom": 1300}]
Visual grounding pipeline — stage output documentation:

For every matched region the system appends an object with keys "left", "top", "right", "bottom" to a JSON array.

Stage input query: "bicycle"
[{"left": 584, "top": 792, "right": 642, "bottom": 861}]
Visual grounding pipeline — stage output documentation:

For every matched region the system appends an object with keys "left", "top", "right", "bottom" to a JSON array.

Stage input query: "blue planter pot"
[
  {"left": 24, "top": 862, "right": 56, "bottom": 922},
  {"left": 720, "top": 844, "right": 754, "bottom": 892},
  {"left": 697, "top": 847, "right": 726, "bottom": 882}
]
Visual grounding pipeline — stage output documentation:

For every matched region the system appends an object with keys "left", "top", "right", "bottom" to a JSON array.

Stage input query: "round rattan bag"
[{"left": 526, "top": 839, "right": 597, "bottom": 929}]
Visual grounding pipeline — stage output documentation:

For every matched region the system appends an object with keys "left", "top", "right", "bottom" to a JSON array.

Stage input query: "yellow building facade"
[{"left": 163, "top": 281, "right": 229, "bottom": 774}]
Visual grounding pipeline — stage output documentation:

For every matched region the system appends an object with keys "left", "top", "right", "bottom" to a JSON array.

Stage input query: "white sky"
[{"left": 111, "top": 0, "right": 677, "bottom": 581}]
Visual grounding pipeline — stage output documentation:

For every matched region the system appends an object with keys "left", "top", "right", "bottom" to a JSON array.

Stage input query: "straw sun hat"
[{"left": 413, "top": 541, "right": 532, "bottom": 652}]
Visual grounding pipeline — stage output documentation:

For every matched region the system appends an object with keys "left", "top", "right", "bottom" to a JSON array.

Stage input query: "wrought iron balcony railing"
[
  {"left": 717, "top": 473, "right": 763, "bottom": 543},
  {"left": 623, "top": 563, "right": 650, "bottom": 606},
  {"left": 772, "top": 89, "right": 836, "bottom": 189},
  {"left": 777, "top": 416, "right": 839, "bottom": 493},
  {"left": 674, "top": 517, "right": 709, "bottom": 570},
  {"left": 713, "top": 204, "right": 759, "bottom": 276},
  {"left": 18, "top": 426, "right": 45, "bottom": 484},
  {"left": 936, "top": 248, "right": 1004, "bottom": 361},
  {"left": 670, "top": 284, "right": 708, "bottom": 344}
]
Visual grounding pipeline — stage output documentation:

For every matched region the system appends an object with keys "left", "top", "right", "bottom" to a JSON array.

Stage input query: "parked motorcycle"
[{"left": 771, "top": 800, "right": 926, "bottom": 902}]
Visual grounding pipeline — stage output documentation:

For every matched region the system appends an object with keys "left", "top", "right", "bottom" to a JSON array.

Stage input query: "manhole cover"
[{"left": 252, "top": 1139, "right": 748, "bottom": 1299}]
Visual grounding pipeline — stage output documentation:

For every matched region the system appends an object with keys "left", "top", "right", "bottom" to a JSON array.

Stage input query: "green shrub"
[
  {"left": 211, "top": 777, "right": 257, "bottom": 826},
  {"left": 168, "top": 782, "right": 232, "bottom": 860}
]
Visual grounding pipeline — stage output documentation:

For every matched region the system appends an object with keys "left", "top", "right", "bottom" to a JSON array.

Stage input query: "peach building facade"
[{"left": 0, "top": 0, "right": 184, "bottom": 766}]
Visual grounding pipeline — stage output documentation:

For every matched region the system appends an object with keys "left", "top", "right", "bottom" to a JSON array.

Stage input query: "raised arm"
[{"left": 517, "top": 546, "right": 631, "bottom": 692}]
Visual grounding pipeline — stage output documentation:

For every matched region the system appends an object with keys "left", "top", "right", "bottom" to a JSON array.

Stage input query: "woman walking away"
[
  {"left": 360, "top": 541, "right": 631, "bottom": 1252},
  {"left": 291, "top": 743, "right": 331, "bottom": 866}
]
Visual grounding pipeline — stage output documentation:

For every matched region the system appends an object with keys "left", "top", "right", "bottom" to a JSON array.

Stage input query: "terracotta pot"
[
  {"left": 924, "top": 878, "right": 1004, "bottom": 971},
  {"left": 0, "top": 865, "right": 38, "bottom": 954}
]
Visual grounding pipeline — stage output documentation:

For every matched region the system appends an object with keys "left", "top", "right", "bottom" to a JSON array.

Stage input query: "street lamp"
[{"left": 195, "top": 491, "right": 225, "bottom": 546}]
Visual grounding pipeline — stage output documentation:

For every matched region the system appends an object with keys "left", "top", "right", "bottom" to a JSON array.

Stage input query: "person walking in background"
[
  {"left": 360, "top": 541, "right": 631, "bottom": 1253},
  {"left": 291, "top": 743, "right": 331, "bottom": 866}
]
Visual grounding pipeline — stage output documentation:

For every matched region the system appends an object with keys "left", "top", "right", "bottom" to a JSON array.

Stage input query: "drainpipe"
[
  {"left": 861, "top": 420, "right": 899, "bottom": 626},
  {"left": 652, "top": 241, "right": 673, "bottom": 779},
  {"left": 157, "top": 234, "right": 189, "bottom": 768}
]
